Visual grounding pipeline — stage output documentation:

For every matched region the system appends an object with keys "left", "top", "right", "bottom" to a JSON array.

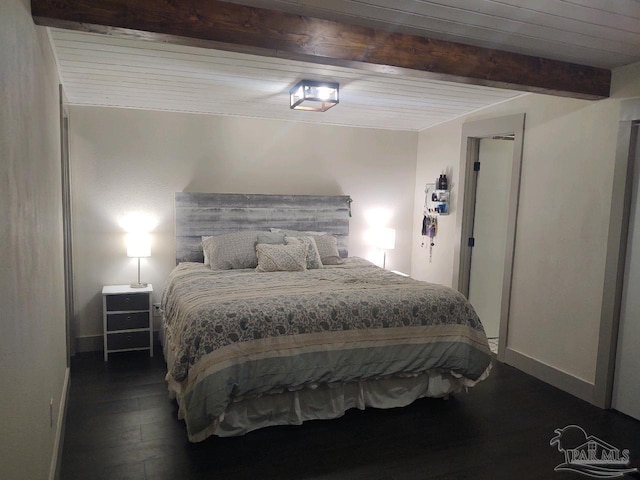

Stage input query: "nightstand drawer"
[
  {"left": 107, "top": 312, "right": 149, "bottom": 331},
  {"left": 106, "top": 294, "right": 149, "bottom": 312},
  {"left": 102, "top": 285, "right": 153, "bottom": 361},
  {"left": 107, "top": 331, "right": 150, "bottom": 350}
]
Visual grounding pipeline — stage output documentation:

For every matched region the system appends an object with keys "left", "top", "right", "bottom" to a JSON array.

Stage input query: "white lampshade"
[
  {"left": 371, "top": 228, "right": 396, "bottom": 250},
  {"left": 126, "top": 233, "right": 151, "bottom": 258}
]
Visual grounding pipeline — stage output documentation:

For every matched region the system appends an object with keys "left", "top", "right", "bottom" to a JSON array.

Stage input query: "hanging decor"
[
  {"left": 421, "top": 214, "right": 437, "bottom": 263},
  {"left": 422, "top": 183, "right": 440, "bottom": 263}
]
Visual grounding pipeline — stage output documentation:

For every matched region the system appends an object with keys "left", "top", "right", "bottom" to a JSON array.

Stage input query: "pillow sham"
[
  {"left": 256, "top": 231, "right": 286, "bottom": 245},
  {"left": 270, "top": 229, "right": 343, "bottom": 265},
  {"left": 285, "top": 236, "right": 323, "bottom": 269},
  {"left": 255, "top": 243, "right": 307, "bottom": 272},
  {"left": 313, "top": 234, "right": 344, "bottom": 265},
  {"left": 202, "top": 235, "right": 213, "bottom": 265},
  {"left": 202, "top": 231, "right": 261, "bottom": 270}
]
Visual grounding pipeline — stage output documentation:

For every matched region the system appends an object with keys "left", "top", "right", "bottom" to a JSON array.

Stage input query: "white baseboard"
[
  {"left": 49, "top": 366, "right": 70, "bottom": 480},
  {"left": 504, "top": 347, "right": 594, "bottom": 404}
]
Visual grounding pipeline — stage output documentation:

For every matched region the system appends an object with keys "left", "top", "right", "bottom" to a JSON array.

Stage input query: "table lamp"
[{"left": 126, "top": 233, "right": 151, "bottom": 288}]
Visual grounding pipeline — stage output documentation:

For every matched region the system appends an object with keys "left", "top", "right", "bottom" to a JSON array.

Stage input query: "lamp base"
[{"left": 130, "top": 282, "right": 148, "bottom": 289}]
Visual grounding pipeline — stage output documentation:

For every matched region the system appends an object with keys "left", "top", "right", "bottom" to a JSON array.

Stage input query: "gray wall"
[
  {"left": 0, "top": 1, "right": 68, "bottom": 479},
  {"left": 69, "top": 107, "right": 418, "bottom": 347}
]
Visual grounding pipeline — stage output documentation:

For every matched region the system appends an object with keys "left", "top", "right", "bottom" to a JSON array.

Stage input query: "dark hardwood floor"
[{"left": 61, "top": 346, "right": 640, "bottom": 480}]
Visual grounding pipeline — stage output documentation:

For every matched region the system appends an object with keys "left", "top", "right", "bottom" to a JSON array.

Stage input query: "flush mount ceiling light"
[{"left": 289, "top": 80, "right": 339, "bottom": 112}]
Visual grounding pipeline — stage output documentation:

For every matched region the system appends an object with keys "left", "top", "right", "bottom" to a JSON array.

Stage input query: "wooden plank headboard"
[{"left": 175, "top": 192, "right": 352, "bottom": 264}]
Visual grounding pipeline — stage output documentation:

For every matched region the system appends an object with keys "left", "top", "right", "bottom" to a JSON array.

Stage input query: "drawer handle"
[
  {"left": 125, "top": 297, "right": 130, "bottom": 303},
  {"left": 127, "top": 316, "right": 131, "bottom": 321}
]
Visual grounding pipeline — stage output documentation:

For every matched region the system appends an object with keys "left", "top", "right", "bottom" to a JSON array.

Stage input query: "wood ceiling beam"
[{"left": 31, "top": 0, "right": 610, "bottom": 99}]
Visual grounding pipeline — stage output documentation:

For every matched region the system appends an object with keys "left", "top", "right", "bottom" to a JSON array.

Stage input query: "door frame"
[
  {"left": 59, "top": 84, "right": 74, "bottom": 363},
  {"left": 594, "top": 99, "right": 640, "bottom": 408},
  {"left": 452, "top": 113, "right": 525, "bottom": 363}
]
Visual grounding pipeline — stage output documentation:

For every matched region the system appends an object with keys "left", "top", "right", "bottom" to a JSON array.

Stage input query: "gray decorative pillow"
[
  {"left": 313, "top": 234, "right": 344, "bottom": 265},
  {"left": 285, "top": 236, "right": 323, "bottom": 269},
  {"left": 256, "top": 243, "right": 307, "bottom": 272},
  {"left": 270, "top": 229, "right": 344, "bottom": 265},
  {"left": 256, "top": 231, "right": 286, "bottom": 245},
  {"left": 202, "top": 231, "right": 261, "bottom": 270}
]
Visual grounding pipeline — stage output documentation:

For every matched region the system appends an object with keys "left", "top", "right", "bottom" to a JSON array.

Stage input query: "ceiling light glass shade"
[{"left": 290, "top": 80, "right": 339, "bottom": 112}]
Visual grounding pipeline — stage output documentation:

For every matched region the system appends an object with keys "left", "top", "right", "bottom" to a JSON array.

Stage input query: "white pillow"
[
  {"left": 285, "top": 236, "right": 323, "bottom": 269},
  {"left": 255, "top": 243, "right": 307, "bottom": 272}
]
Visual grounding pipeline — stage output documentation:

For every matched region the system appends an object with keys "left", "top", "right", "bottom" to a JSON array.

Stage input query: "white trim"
[
  {"left": 49, "top": 367, "right": 70, "bottom": 480},
  {"left": 504, "top": 348, "right": 594, "bottom": 403},
  {"left": 620, "top": 97, "right": 640, "bottom": 121}
]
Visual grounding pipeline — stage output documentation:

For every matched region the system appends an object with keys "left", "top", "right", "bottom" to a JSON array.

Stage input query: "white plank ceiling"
[
  {"left": 48, "top": 0, "right": 640, "bottom": 131},
  {"left": 49, "top": 29, "right": 524, "bottom": 131}
]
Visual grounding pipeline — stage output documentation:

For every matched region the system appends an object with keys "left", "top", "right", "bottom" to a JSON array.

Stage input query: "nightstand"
[{"left": 102, "top": 284, "right": 153, "bottom": 361}]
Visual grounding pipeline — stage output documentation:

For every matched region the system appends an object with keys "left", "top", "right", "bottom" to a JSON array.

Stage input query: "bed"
[{"left": 161, "top": 193, "right": 492, "bottom": 442}]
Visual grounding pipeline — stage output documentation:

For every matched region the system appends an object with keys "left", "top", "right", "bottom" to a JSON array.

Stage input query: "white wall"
[
  {"left": 69, "top": 107, "right": 417, "bottom": 345},
  {"left": 0, "top": 1, "right": 68, "bottom": 479},
  {"left": 411, "top": 120, "right": 461, "bottom": 286},
  {"left": 411, "top": 62, "right": 640, "bottom": 387}
]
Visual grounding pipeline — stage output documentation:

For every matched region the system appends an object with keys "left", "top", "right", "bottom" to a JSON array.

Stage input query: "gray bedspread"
[{"left": 161, "top": 257, "right": 491, "bottom": 440}]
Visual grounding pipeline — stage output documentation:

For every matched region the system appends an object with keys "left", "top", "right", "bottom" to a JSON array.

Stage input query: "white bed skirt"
[{"left": 160, "top": 321, "right": 490, "bottom": 441}]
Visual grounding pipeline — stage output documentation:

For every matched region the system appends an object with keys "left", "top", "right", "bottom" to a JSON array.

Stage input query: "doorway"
[
  {"left": 593, "top": 100, "right": 640, "bottom": 410},
  {"left": 611, "top": 124, "right": 639, "bottom": 420},
  {"left": 468, "top": 137, "right": 515, "bottom": 344},
  {"left": 453, "top": 114, "right": 525, "bottom": 362},
  {"left": 59, "top": 85, "right": 75, "bottom": 362}
]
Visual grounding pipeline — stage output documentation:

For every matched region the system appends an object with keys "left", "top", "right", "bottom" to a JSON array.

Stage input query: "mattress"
[{"left": 161, "top": 257, "right": 492, "bottom": 441}]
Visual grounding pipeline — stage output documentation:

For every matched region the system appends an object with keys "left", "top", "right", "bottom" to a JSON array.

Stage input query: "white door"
[
  {"left": 467, "top": 138, "right": 514, "bottom": 339},
  {"left": 612, "top": 128, "right": 640, "bottom": 420}
]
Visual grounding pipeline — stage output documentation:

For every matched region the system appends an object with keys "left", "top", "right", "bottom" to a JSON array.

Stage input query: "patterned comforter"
[{"left": 161, "top": 258, "right": 491, "bottom": 440}]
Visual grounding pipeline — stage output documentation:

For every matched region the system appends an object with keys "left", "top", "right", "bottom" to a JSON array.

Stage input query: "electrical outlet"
[{"left": 153, "top": 303, "right": 161, "bottom": 315}]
